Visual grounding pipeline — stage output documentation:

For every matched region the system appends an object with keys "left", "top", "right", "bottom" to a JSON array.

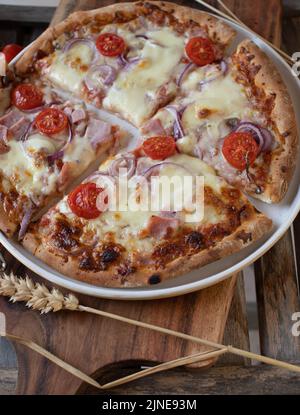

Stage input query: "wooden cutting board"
[{"left": 0, "top": 0, "right": 281, "bottom": 395}]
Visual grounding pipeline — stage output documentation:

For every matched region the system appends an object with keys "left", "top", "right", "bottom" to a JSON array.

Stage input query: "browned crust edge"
[
  {"left": 235, "top": 39, "right": 298, "bottom": 203},
  {"left": 23, "top": 213, "right": 272, "bottom": 288},
  {"left": 15, "top": 1, "right": 236, "bottom": 74}
]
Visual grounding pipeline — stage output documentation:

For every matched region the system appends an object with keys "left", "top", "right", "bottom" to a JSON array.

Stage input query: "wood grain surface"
[
  {"left": 0, "top": 0, "right": 297, "bottom": 395},
  {"left": 80, "top": 364, "right": 300, "bottom": 395},
  {"left": 1, "top": 247, "right": 240, "bottom": 394}
]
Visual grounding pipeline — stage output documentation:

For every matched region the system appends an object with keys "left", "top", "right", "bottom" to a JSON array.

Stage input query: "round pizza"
[{"left": 0, "top": 2, "right": 297, "bottom": 287}]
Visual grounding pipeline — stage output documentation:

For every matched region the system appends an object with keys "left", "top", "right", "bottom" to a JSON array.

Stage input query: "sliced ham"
[
  {"left": 86, "top": 118, "right": 111, "bottom": 149},
  {"left": 144, "top": 215, "right": 180, "bottom": 239},
  {"left": 0, "top": 125, "right": 8, "bottom": 144},
  {"left": 71, "top": 108, "right": 86, "bottom": 124},
  {"left": 0, "top": 108, "right": 23, "bottom": 128},
  {"left": 141, "top": 118, "right": 166, "bottom": 136},
  {"left": 9, "top": 117, "right": 30, "bottom": 140}
]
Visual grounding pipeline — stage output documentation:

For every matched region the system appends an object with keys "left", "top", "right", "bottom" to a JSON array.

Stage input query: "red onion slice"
[
  {"left": 85, "top": 64, "right": 117, "bottom": 90},
  {"left": 165, "top": 106, "right": 185, "bottom": 140},
  {"left": 142, "top": 162, "right": 193, "bottom": 179},
  {"left": 117, "top": 54, "right": 140, "bottom": 68},
  {"left": 136, "top": 34, "right": 149, "bottom": 40},
  {"left": 176, "top": 62, "right": 195, "bottom": 86},
  {"left": 21, "top": 120, "right": 34, "bottom": 142},
  {"left": 63, "top": 38, "right": 95, "bottom": 58},
  {"left": 109, "top": 154, "right": 136, "bottom": 179},
  {"left": 135, "top": 34, "right": 164, "bottom": 47},
  {"left": 260, "top": 127, "right": 274, "bottom": 152},
  {"left": 199, "top": 60, "right": 228, "bottom": 88},
  {"left": 18, "top": 202, "right": 35, "bottom": 240},
  {"left": 234, "top": 122, "right": 274, "bottom": 153},
  {"left": 47, "top": 117, "right": 73, "bottom": 164}
]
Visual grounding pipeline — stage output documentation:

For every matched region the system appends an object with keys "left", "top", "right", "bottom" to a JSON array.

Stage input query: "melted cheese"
[
  {"left": 58, "top": 154, "right": 226, "bottom": 252},
  {"left": 0, "top": 139, "right": 57, "bottom": 196},
  {"left": 0, "top": 125, "right": 99, "bottom": 200},
  {"left": 181, "top": 71, "right": 250, "bottom": 133},
  {"left": 47, "top": 43, "right": 93, "bottom": 94},
  {"left": 63, "top": 134, "right": 94, "bottom": 167},
  {"left": 103, "top": 28, "right": 184, "bottom": 126}
]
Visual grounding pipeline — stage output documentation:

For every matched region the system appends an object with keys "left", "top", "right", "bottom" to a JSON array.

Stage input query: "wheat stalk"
[
  {"left": 0, "top": 272, "right": 79, "bottom": 312},
  {"left": 1, "top": 271, "right": 300, "bottom": 389}
]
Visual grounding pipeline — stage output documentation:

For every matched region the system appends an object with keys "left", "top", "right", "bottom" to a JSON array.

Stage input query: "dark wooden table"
[{"left": 0, "top": 0, "right": 300, "bottom": 395}]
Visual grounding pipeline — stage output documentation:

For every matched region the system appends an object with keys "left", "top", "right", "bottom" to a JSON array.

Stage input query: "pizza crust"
[
  {"left": 235, "top": 40, "right": 298, "bottom": 203},
  {"left": 15, "top": 1, "right": 236, "bottom": 74},
  {"left": 23, "top": 212, "right": 272, "bottom": 288}
]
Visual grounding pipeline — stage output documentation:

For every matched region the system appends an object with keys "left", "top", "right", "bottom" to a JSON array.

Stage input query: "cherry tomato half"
[
  {"left": 35, "top": 108, "right": 68, "bottom": 136},
  {"left": 68, "top": 183, "right": 105, "bottom": 219},
  {"left": 142, "top": 136, "right": 176, "bottom": 160},
  {"left": 2, "top": 44, "right": 23, "bottom": 63},
  {"left": 11, "top": 83, "right": 43, "bottom": 111},
  {"left": 222, "top": 131, "right": 259, "bottom": 170},
  {"left": 96, "top": 33, "right": 126, "bottom": 57},
  {"left": 185, "top": 37, "right": 215, "bottom": 67}
]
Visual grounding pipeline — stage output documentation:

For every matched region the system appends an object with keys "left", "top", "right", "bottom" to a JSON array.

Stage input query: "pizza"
[{"left": 0, "top": 1, "right": 297, "bottom": 287}]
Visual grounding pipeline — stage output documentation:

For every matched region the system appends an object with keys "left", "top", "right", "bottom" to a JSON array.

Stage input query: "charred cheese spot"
[
  {"left": 101, "top": 247, "right": 120, "bottom": 263},
  {"left": 148, "top": 274, "right": 161, "bottom": 285},
  {"left": 51, "top": 220, "right": 81, "bottom": 252},
  {"left": 185, "top": 231, "right": 204, "bottom": 249}
]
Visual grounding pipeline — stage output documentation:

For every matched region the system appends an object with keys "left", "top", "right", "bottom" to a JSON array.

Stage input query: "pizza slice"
[
  {"left": 0, "top": 79, "right": 123, "bottom": 237},
  {"left": 15, "top": 1, "right": 235, "bottom": 126},
  {"left": 141, "top": 40, "right": 297, "bottom": 203},
  {"left": 23, "top": 148, "right": 272, "bottom": 287}
]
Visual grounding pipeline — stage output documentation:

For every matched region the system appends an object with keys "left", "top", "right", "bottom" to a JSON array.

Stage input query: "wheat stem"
[
  {"left": 101, "top": 348, "right": 228, "bottom": 389},
  {"left": 1, "top": 272, "right": 300, "bottom": 392}
]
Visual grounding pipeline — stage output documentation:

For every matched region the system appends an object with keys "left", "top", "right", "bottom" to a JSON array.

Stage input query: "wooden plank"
[
  {"left": 253, "top": 0, "right": 300, "bottom": 362},
  {"left": 3, "top": 363, "right": 300, "bottom": 396},
  {"left": 0, "top": 5, "right": 55, "bottom": 23},
  {"left": 210, "top": 0, "right": 282, "bottom": 45},
  {"left": 81, "top": 364, "right": 300, "bottom": 395},
  {"left": 220, "top": 275, "right": 251, "bottom": 366},
  {"left": 255, "top": 233, "right": 300, "bottom": 361},
  {"left": 282, "top": 16, "right": 300, "bottom": 55},
  {"left": 283, "top": 0, "right": 300, "bottom": 17},
  {"left": 0, "top": 369, "right": 17, "bottom": 395}
]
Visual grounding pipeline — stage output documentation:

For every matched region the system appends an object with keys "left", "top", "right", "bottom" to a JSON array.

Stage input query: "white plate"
[{"left": 1, "top": 14, "right": 300, "bottom": 300}]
